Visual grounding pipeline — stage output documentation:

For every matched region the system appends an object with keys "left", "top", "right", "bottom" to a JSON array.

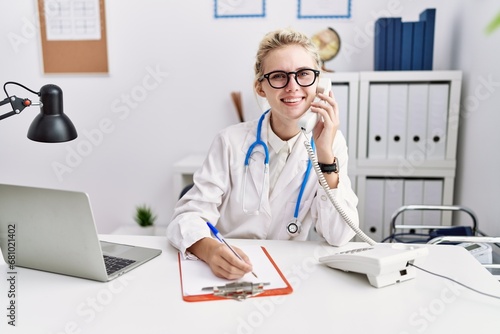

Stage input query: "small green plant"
[{"left": 134, "top": 204, "right": 157, "bottom": 227}]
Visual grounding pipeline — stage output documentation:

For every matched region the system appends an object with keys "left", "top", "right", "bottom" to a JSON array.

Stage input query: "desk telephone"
[
  {"left": 318, "top": 244, "right": 429, "bottom": 288},
  {"left": 298, "top": 77, "right": 429, "bottom": 288}
]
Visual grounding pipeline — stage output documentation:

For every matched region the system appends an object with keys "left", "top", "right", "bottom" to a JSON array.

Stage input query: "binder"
[
  {"left": 403, "top": 179, "right": 424, "bottom": 226},
  {"left": 406, "top": 84, "right": 429, "bottom": 160},
  {"left": 420, "top": 8, "right": 436, "bottom": 70},
  {"left": 383, "top": 178, "right": 404, "bottom": 239},
  {"left": 411, "top": 21, "right": 425, "bottom": 70},
  {"left": 374, "top": 18, "right": 387, "bottom": 70},
  {"left": 332, "top": 83, "right": 349, "bottom": 139},
  {"left": 364, "top": 178, "right": 385, "bottom": 242},
  {"left": 368, "top": 84, "right": 389, "bottom": 158},
  {"left": 401, "top": 22, "right": 414, "bottom": 70},
  {"left": 426, "top": 83, "right": 449, "bottom": 160},
  {"left": 393, "top": 18, "right": 403, "bottom": 70},
  {"left": 385, "top": 18, "right": 395, "bottom": 70},
  {"left": 387, "top": 84, "right": 408, "bottom": 159},
  {"left": 177, "top": 245, "right": 293, "bottom": 302},
  {"left": 422, "top": 179, "right": 443, "bottom": 226}
]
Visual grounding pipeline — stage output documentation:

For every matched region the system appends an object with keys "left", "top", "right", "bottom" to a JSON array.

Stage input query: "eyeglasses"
[{"left": 259, "top": 68, "right": 320, "bottom": 89}]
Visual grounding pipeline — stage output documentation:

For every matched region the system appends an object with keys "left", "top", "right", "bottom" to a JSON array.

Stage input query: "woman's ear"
[{"left": 255, "top": 81, "right": 266, "bottom": 98}]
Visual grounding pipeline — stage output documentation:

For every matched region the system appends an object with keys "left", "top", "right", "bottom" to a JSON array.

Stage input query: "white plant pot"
[
  {"left": 134, "top": 225, "right": 156, "bottom": 235},
  {"left": 113, "top": 225, "right": 156, "bottom": 236}
]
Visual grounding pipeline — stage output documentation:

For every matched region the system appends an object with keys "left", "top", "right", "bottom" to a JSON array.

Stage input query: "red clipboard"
[{"left": 178, "top": 246, "right": 293, "bottom": 302}]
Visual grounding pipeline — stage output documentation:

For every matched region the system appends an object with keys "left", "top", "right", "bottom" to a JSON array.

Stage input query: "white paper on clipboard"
[{"left": 179, "top": 245, "right": 290, "bottom": 298}]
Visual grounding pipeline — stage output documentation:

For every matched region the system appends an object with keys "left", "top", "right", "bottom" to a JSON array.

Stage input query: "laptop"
[{"left": 0, "top": 183, "right": 162, "bottom": 282}]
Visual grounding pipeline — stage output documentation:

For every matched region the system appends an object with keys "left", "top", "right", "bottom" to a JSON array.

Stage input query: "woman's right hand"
[{"left": 188, "top": 238, "right": 253, "bottom": 279}]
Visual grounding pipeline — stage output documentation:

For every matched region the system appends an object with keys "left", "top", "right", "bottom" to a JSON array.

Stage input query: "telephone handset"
[{"left": 298, "top": 77, "right": 332, "bottom": 133}]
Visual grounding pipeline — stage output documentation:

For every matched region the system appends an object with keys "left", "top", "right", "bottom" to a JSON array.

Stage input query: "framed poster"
[
  {"left": 298, "top": 0, "right": 352, "bottom": 19},
  {"left": 214, "top": 0, "right": 266, "bottom": 18}
]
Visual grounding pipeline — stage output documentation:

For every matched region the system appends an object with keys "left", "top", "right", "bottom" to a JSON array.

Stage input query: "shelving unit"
[{"left": 331, "top": 70, "right": 462, "bottom": 242}]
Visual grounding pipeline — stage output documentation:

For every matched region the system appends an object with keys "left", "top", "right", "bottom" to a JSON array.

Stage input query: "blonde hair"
[{"left": 254, "top": 28, "right": 321, "bottom": 85}]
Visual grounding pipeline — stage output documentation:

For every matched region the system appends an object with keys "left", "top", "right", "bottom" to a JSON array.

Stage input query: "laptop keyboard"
[{"left": 103, "top": 255, "right": 136, "bottom": 276}]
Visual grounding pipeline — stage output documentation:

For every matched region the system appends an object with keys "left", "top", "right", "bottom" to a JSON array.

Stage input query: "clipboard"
[{"left": 177, "top": 245, "right": 293, "bottom": 302}]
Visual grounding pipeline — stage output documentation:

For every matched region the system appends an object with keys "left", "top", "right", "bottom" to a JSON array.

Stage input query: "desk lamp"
[{"left": 0, "top": 81, "right": 77, "bottom": 142}]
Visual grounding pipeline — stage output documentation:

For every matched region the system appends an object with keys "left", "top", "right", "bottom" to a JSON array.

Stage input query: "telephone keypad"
[{"left": 339, "top": 247, "right": 373, "bottom": 255}]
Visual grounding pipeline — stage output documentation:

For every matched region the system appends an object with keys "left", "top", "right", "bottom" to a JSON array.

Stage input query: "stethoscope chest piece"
[{"left": 287, "top": 219, "right": 302, "bottom": 236}]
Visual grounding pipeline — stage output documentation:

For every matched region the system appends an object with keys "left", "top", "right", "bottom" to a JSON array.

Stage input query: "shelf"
[{"left": 359, "top": 70, "right": 462, "bottom": 82}]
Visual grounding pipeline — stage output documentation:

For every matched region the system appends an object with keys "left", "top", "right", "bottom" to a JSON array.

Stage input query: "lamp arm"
[
  {"left": 0, "top": 96, "right": 14, "bottom": 107},
  {"left": 1, "top": 81, "right": 40, "bottom": 121},
  {"left": 0, "top": 95, "right": 33, "bottom": 121}
]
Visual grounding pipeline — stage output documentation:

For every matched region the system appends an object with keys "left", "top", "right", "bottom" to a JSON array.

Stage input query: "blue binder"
[
  {"left": 412, "top": 21, "right": 425, "bottom": 70},
  {"left": 401, "top": 22, "right": 413, "bottom": 71},
  {"left": 420, "top": 8, "right": 436, "bottom": 70},
  {"left": 385, "top": 18, "right": 395, "bottom": 70},
  {"left": 374, "top": 18, "right": 388, "bottom": 70},
  {"left": 393, "top": 18, "right": 403, "bottom": 70}
]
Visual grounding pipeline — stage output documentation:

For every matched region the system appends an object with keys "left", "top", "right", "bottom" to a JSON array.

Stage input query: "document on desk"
[{"left": 178, "top": 245, "right": 293, "bottom": 302}]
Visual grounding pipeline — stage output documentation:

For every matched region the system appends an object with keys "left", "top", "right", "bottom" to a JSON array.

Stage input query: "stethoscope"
[{"left": 242, "top": 110, "right": 314, "bottom": 236}]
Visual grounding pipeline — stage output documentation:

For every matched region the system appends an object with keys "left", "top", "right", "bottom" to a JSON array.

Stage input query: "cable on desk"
[{"left": 409, "top": 263, "right": 500, "bottom": 300}]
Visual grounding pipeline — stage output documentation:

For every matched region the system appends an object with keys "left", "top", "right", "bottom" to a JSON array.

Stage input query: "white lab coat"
[{"left": 167, "top": 112, "right": 359, "bottom": 257}]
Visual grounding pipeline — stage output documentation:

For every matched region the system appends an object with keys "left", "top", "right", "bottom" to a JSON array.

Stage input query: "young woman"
[{"left": 167, "top": 28, "right": 359, "bottom": 279}]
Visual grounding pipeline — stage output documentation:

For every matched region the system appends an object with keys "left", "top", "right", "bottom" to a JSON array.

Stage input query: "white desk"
[{"left": 1, "top": 236, "right": 500, "bottom": 334}]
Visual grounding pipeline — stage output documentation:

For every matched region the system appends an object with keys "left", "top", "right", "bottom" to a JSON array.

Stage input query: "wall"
[
  {"left": 2, "top": 0, "right": 495, "bottom": 236},
  {"left": 454, "top": 0, "right": 500, "bottom": 236}
]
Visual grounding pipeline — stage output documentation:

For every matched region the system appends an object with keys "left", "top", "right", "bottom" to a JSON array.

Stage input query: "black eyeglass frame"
[{"left": 258, "top": 68, "right": 320, "bottom": 89}]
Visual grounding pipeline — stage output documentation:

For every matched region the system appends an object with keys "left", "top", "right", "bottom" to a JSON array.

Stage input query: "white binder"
[
  {"left": 403, "top": 179, "right": 424, "bottom": 226},
  {"left": 426, "top": 84, "right": 449, "bottom": 160},
  {"left": 364, "top": 178, "right": 385, "bottom": 242},
  {"left": 383, "top": 178, "right": 404, "bottom": 240},
  {"left": 387, "top": 84, "right": 408, "bottom": 159},
  {"left": 368, "top": 84, "right": 389, "bottom": 158},
  {"left": 406, "top": 84, "right": 429, "bottom": 160},
  {"left": 422, "top": 179, "right": 443, "bottom": 226},
  {"left": 333, "top": 83, "right": 349, "bottom": 140}
]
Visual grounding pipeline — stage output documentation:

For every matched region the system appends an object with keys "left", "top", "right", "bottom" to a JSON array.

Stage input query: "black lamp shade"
[{"left": 27, "top": 84, "right": 78, "bottom": 143}]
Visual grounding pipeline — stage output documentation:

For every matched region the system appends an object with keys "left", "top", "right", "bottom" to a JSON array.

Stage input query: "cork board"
[{"left": 37, "top": 0, "right": 108, "bottom": 74}]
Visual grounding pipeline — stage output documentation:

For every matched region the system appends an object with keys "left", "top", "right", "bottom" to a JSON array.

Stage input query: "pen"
[{"left": 206, "top": 221, "right": 258, "bottom": 278}]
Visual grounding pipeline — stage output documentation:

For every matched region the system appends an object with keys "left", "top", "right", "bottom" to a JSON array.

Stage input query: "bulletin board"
[{"left": 37, "top": 0, "right": 109, "bottom": 74}]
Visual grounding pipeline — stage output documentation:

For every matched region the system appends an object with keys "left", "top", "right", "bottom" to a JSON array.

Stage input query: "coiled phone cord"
[{"left": 302, "top": 134, "right": 376, "bottom": 246}]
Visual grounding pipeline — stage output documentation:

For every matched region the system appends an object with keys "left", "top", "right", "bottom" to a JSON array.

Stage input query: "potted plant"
[{"left": 134, "top": 204, "right": 157, "bottom": 235}]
